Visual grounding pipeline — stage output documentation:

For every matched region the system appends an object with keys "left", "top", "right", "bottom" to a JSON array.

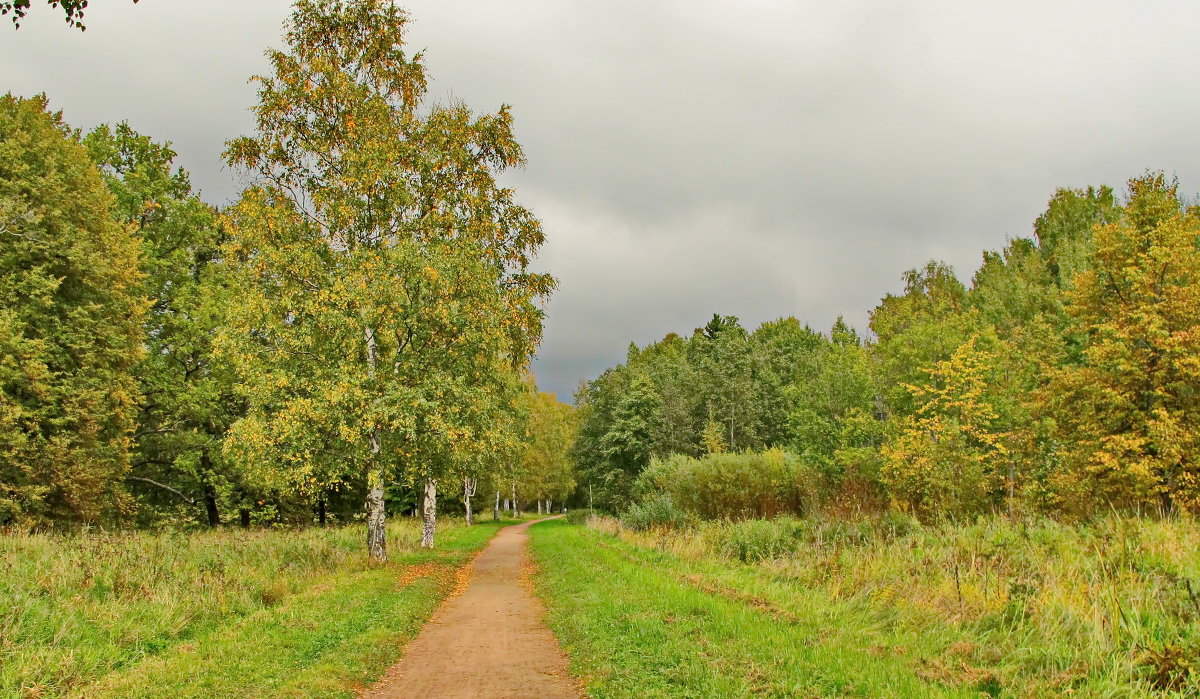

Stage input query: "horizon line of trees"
[{"left": 575, "top": 173, "right": 1200, "bottom": 521}]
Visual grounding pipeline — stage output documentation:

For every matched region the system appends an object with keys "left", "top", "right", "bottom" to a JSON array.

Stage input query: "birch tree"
[{"left": 220, "top": 0, "right": 551, "bottom": 560}]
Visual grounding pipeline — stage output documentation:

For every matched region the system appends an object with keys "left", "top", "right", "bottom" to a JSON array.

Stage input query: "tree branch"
[{"left": 126, "top": 476, "right": 196, "bottom": 505}]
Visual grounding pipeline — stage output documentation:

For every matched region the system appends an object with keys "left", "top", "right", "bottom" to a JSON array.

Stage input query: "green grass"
[
  {"left": 1, "top": 517, "right": 509, "bottom": 698},
  {"left": 531, "top": 515, "right": 1200, "bottom": 698},
  {"left": 528, "top": 518, "right": 976, "bottom": 698}
]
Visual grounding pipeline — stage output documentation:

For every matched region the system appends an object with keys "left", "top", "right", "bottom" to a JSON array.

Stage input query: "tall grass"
[
  {"left": 593, "top": 513, "right": 1200, "bottom": 695},
  {"left": 0, "top": 519, "right": 429, "bottom": 697}
]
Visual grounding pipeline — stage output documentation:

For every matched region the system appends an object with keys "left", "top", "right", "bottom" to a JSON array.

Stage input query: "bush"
[
  {"left": 565, "top": 508, "right": 595, "bottom": 525},
  {"left": 671, "top": 449, "right": 812, "bottom": 520},
  {"left": 621, "top": 494, "right": 688, "bottom": 531},
  {"left": 632, "top": 453, "right": 690, "bottom": 501}
]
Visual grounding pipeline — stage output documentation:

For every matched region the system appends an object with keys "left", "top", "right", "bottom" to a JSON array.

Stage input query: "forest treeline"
[
  {"left": 576, "top": 174, "right": 1200, "bottom": 520},
  {"left": 0, "top": 1, "right": 575, "bottom": 557}
]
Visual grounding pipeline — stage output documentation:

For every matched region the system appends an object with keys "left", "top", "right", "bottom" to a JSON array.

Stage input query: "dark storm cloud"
[{"left": 6, "top": 0, "right": 1200, "bottom": 400}]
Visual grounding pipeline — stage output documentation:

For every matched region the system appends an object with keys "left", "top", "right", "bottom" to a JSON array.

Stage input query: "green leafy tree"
[
  {"left": 882, "top": 335, "right": 1008, "bottom": 518},
  {"left": 1042, "top": 174, "right": 1200, "bottom": 514},
  {"left": 219, "top": 1, "right": 551, "bottom": 559},
  {"left": 597, "top": 374, "right": 659, "bottom": 509},
  {"left": 517, "top": 387, "right": 577, "bottom": 513},
  {"left": 689, "top": 315, "right": 760, "bottom": 451},
  {"left": 84, "top": 122, "right": 245, "bottom": 527},
  {"left": 870, "top": 261, "right": 974, "bottom": 418},
  {"left": 0, "top": 94, "right": 145, "bottom": 525}
]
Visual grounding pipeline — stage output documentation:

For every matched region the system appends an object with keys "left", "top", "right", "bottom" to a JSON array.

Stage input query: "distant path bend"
[{"left": 362, "top": 517, "right": 581, "bottom": 699}]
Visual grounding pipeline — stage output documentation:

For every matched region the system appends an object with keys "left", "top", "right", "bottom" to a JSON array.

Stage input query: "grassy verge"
[
  {"left": 1, "top": 518, "right": 509, "bottom": 698},
  {"left": 528, "top": 518, "right": 975, "bottom": 698},
  {"left": 531, "top": 515, "right": 1200, "bottom": 697}
]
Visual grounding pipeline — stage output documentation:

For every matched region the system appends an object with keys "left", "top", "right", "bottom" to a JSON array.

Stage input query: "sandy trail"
[{"left": 362, "top": 518, "right": 582, "bottom": 699}]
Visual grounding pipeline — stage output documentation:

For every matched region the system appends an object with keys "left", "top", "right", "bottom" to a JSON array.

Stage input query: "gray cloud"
[{"left": 6, "top": 0, "right": 1200, "bottom": 400}]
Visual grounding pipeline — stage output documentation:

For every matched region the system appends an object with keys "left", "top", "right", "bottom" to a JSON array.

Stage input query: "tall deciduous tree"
[
  {"left": 1042, "top": 174, "right": 1200, "bottom": 513},
  {"left": 84, "top": 122, "right": 242, "bottom": 527},
  {"left": 220, "top": 1, "right": 551, "bottom": 560},
  {"left": 0, "top": 94, "right": 145, "bottom": 525},
  {"left": 518, "top": 387, "right": 577, "bottom": 511}
]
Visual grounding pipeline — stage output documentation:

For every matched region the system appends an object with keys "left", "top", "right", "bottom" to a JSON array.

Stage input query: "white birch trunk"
[
  {"left": 511, "top": 481, "right": 518, "bottom": 517},
  {"left": 494, "top": 491, "right": 500, "bottom": 521},
  {"left": 364, "top": 326, "right": 387, "bottom": 562},
  {"left": 463, "top": 476, "right": 477, "bottom": 525},
  {"left": 366, "top": 429, "right": 387, "bottom": 562},
  {"left": 421, "top": 478, "right": 437, "bottom": 547},
  {"left": 537, "top": 500, "right": 542, "bottom": 515}
]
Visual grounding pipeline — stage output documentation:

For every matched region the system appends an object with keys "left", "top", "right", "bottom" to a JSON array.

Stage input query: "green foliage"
[
  {"left": 620, "top": 493, "right": 688, "bottom": 531},
  {"left": 516, "top": 386, "right": 577, "bottom": 505},
  {"left": 0, "top": 94, "right": 145, "bottom": 526},
  {"left": 583, "top": 172, "right": 1198, "bottom": 522},
  {"left": 218, "top": 0, "right": 552, "bottom": 550},
  {"left": 564, "top": 507, "right": 595, "bottom": 525},
  {"left": 882, "top": 336, "right": 1009, "bottom": 518},
  {"left": 83, "top": 122, "right": 245, "bottom": 527},
  {"left": 1041, "top": 174, "right": 1200, "bottom": 514},
  {"left": 663, "top": 449, "right": 813, "bottom": 520},
  {"left": 1, "top": 0, "right": 140, "bottom": 30}
]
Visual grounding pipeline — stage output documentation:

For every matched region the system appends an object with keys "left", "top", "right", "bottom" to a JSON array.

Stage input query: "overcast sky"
[{"left": 6, "top": 1, "right": 1200, "bottom": 401}]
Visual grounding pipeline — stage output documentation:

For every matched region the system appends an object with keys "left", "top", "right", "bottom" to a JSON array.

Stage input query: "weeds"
[
  {"left": 582, "top": 513, "right": 1200, "bottom": 695},
  {"left": 0, "top": 518, "right": 482, "bottom": 697}
]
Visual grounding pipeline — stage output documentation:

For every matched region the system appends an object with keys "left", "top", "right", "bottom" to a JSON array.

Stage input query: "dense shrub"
[
  {"left": 621, "top": 494, "right": 689, "bottom": 531},
  {"left": 631, "top": 453, "right": 690, "bottom": 501},
  {"left": 565, "top": 508, "right": 595, "bottom": 525},
  {"left": 668, "top": 449, "right": 815, "bottom": 520}
]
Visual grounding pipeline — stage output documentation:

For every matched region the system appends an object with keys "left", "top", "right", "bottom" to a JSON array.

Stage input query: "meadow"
[
  {"left": 0, "top": 518, "right": 507, "bottom": 698},
  {"left": 530, "top": 513, "right": 1200, "bottom": 697}
]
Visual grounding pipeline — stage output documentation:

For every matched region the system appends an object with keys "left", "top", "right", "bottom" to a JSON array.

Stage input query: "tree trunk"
[
  {"left": 421, "top": 478, "right": 437, "bottom": 548},
  {"left": 318, "top": 496, "right": 327, "bottom": 526},
  {"left": 366, "top": 462, "right": 387, "bottom": 562},
  {"left": 511, "top": 481, "right": 518, "bottom": 517},
  {"left": 239, "top": 508, "right": 250, "bottom": 528},
  {"left": 463, "top": 476, "right": 476, "bottom": 525},
  {"left": 537, "top": 500, "right": 542, "bottom": 515},
  {"left": 363, "top": 326, "right": 388, "bottom": 562},
  {"left": 494, "top": 491, "right": 500, "bottom": 521},
  {"left": 202, "top": 482, "right": 220, "bottom": 527}
]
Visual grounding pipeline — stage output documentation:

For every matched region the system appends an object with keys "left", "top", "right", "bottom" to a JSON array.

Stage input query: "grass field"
[
  {"left": 1, "top": 518, "right": 508, "bottom": 699},
  {"left": 529, "top": 515, "right": 1200, "bottom": 698}
]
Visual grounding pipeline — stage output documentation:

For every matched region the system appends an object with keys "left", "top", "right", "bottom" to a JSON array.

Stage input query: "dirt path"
[{"left": 362, "top": 518, "right": 582, "bottom": 699}]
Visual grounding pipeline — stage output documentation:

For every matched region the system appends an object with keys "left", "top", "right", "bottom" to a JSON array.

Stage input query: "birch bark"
[{"left": 421, "top": 478, "right": 437, "bottom": 547}]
